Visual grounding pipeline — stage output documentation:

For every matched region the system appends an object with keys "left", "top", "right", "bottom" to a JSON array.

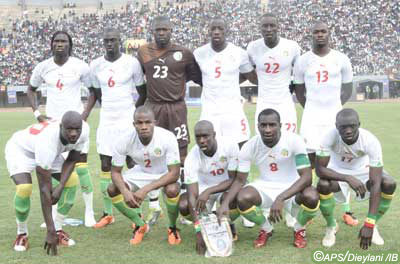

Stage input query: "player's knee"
[
  {"left": 316, "top": 179, "right": 331, "bottom": 194},
  {"left": 164, "top": 183, "right": 180, "bottom": 198},
  {"left": 65, "top": 172, "right": 79, "bottom": 187},
  {"left": 300, "top": 187, "right": 320, "bottom": 208},
  {"left": 178, "top": 194, "right": 189, "bottom": 215},
  {"left": 381, "top": 177, "right": 397, "bottom": 194},
  {"left": 107, "top": 183, "right": 119, "bottom": 197},
  {"left": 237, "top": 187, "right": 256, "bottom": 209},
  {"left": 101, "top": 164, "right": 111, "bottom": 172},
  {"left": 16, "top": 183, "right": 33, "bottom": 198}
]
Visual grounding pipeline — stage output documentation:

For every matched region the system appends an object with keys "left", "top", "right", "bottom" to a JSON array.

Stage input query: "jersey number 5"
[
  {"left": 215, "top": 66, "right": 221, "bottom": 78},
  {"left": 153, "top": 65, "right": 168, "bottom": 79}
]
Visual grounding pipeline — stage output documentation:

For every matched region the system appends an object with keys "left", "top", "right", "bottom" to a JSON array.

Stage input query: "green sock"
[
  {"left": 297, "top": 201, "right": 320, "bottom": 226},
  {"left": 100, "top": 171, "right": 113, "bottom": 215},
  {"left": 319, "top": 193, "right": 336, "bottom": 227},
  {"left": 163, "top": 194, "right": 180, "bottom": 228},
  {"left": 112, "top": 195, "right": 144, "bottom": 226},
  {"left": 376, "top": 192, "right": 394, "bottom": 221},
  {"left": 15, "top": 184, "right": 32, "bottom": 222},
  {"left": 57, "top": 186, "right": 77, "bottom": 216},
  {"left": 75, "top": 163, "right": 93, "bottom": 193},
  {"left": 239, "top": 205, "right": 266, "bottom": 226},
  {"left": 229, "top": 208, "right": 240, "bottom": 222}
]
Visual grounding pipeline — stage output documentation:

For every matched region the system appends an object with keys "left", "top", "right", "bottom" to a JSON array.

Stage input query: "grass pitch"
[{"left": 0, "top": 102, "right": 399, "bottom": 264}]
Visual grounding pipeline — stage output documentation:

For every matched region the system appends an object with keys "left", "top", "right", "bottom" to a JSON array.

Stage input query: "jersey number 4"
[
  {"left": 56, "top": 79, "right": 64, "bottom": 90},
  {"left": 316, "top": 71, "right": 329, "bottom": 83},
  {"left": 153, "top": 65, "right": 168, "bottom": 79}
]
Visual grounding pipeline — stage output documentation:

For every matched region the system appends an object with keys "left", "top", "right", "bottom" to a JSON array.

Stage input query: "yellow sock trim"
[
  {"left": 238, "top": 205, "right": 256, "bottom": 215},
  {"left": 65, "top": 172, "right": 79, "bottom": 187},
  {"left": 165, "top": 194, "right": 180, "bottom": 205},
  {"left": 16, "top": 184, "right": 33, "bottom": 198},
  {"left": 75, "top": 162, "right": 88, "bottom": 168},
  {"left": 100, "top": 171, "right": 111, "bottom": 179},
  {"left": 301, "top": 200, "right": 320, "bottom": 212},
  {"left": 112, "top": 194, "right": 124, "bottom": 204},
  {"left": 381, "top": 192, "right": 394, "bottom": 200},
  {"left": 229, "top": 208, "right": 240, "bottom": 214},
  {"left": 319, "top": 193, "right": 334, "bottom": 200}
]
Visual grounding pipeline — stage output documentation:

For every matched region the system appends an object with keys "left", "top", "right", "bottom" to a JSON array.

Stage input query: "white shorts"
[
  {"left": 255, "top": 99, "right": 297, "bottom": 134},
  {"left": 97, "top": 121, "right": 131, "bottom": 156},
  {"left": 246, "top": 180, "right": 295, "bottom": 213},
  {"left": 5, "top": 140, "right": 64, "bottom": 176},
  {"left": 122, "top": 166, "right": 168, "bottom": 199},
  {"left": 200, "top": 110, "right": 250, "bottom": 144},
  {"left": 329, "top": 165, "right": 389, "bottom": 203},
  {"left": 300, "top": 122, "right": 334, "bottom": 153}
]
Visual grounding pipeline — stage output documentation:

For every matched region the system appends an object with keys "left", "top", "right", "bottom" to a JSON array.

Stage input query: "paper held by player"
[{"left": 199, "top": 214, "right": 233, "bottom": 257}]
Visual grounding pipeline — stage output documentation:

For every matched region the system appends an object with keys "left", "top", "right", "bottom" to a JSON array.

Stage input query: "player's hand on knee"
[
  {"left": 347, "top": 176, "right": 367, "bottom": 198},
  {"left": 196, "top": 191, "right": 210, "bottom": 213},
  {"left": 122, "top": 191, "right": 140, "bottom": 208},
  {"left": 195, "top": 232, "right": 207, "bottom": 255},
  {"left": 44, "top": 230, "right": 58, "bottom": 256},
  {"left": 269, "top": 198, "right": 284, "bottom": 223},
  {"left": 133, "top": 189, "right": 147, "bottom": 205},
  {"left": 358, "top": 226, "right": 373, "bottom": 250},
  {"left": 216, "top": 203, "right": 229, "bottom": 225}
]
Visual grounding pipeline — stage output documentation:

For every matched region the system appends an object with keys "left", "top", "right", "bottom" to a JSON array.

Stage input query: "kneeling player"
[
  {"left": 316, "top": 108, "right": 396, "bottom": 249},
  {"left": 217, "top": 109, "right": 320, "bottom": 248},
  {"left": 5, "top": 111, "right": 88, "bottom": 255},
  {"left": 178, "top": 120, "right": 240, "bottom": 255},
  {"left": 107, "top": 106, "right": 182, "bottom": 245}
]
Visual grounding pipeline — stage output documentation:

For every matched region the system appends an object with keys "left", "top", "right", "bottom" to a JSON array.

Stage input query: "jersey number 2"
[{"left": 264, "top": 63, "right": 280, "bottom": 74}]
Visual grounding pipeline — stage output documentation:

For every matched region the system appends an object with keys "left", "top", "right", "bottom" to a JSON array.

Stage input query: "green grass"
[{"left": 0, "top": 102, "right": 399, "bottom": 264}]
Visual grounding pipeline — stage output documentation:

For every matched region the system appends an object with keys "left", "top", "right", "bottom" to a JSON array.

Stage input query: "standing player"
[
  {"left": 293, "top": 21, "right": 354, "bottom": 224},
  {"left": 26, "top": 31, "right": 96, "bottom": 227},
  {"left": 217, "top": 109, "right": 320, "bottom": 249},
  {"left": 178, "top": 120, "right": 240, "bottom": 255},
  {"left": 316, "top": 109, "right": 396, "bottom": 249},
  {"left": 247, "top": 13, "right": 301, "bottom": 134},
  {"left": 5, "top": 111, "right": 88, "bottom": 254},
  {"left": 107, "top": 106, "right": 182, "bottom": 245},
  {"left": 86, "top": 28, "right": 145, "bottom": 228},
  {"left": 137, "top": 16, "right": 202, "bottom": 216},
  {"left": 193, "top": 18, "right": 256, "bottom": 147}
]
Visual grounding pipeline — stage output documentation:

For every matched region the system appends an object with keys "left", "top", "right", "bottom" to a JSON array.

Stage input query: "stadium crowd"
[{"left": 0, "top": 0, "right": 398, "bottom": 85}]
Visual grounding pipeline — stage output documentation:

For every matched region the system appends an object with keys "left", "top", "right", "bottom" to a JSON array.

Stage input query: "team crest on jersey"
[
  {"left": 281, "top": 149, "right": 289, "bottom": 157},
  {"left": 173, "top": 51, "right": 183, "bottom": 61},
  {"left": 283, "top": 50, "right": 289, "bottom": 57},
  {"left": 356, "top": 150, "right": 365, "bottom": 156},
  {"left": 219, "top": 156, "right": 227, "bottom": 163},
  {"left": 154, "top": 147, "right": 162, "bottom": 157}
]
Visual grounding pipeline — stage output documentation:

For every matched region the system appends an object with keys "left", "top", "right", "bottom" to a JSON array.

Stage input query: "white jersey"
[
  {"left": 293, "top": 49, "right": 353, "bottom": 125},
  {"left": 6, "top": 121, "right": 89, "bottom": 170},
  {"left": 317, "top": 128, "right": 383, "bottom": 170},
  {"left": 30, "top": 57, "right": 91, "bottom": 120},
  {"left": 90, "top": 53, "right": 145, "bottom": 125},
  {"left": 112, "top": 126, "right": 180, "bottom": 180},
  {"left": 194, "top": 43, "right": 253, "bottom": 114},
  {"left": 238, "top": 132, "right": 310, "bottom": 184},
  {"left": 184, "top": 137, "right": 239, "bottom": 191},
  {"left": 247, "top": 37, "right": 301, "bottom": 103}
]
